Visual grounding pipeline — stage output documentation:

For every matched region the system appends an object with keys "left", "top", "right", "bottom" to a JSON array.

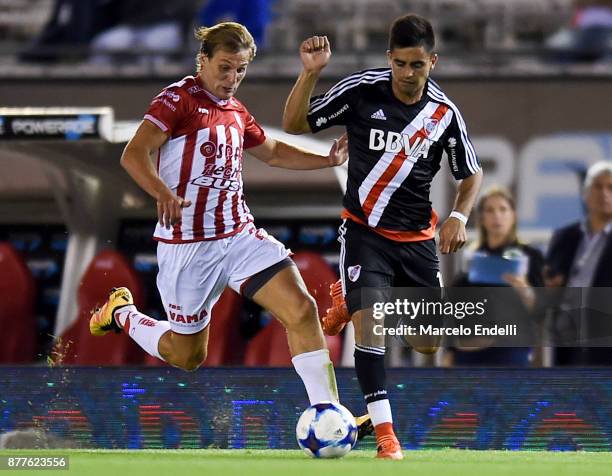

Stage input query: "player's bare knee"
[
  {"left": 183, "top": 358, "right": 204, "bottom": 372},
  {"left": 178, "top": 351, "right": 206, "bottom": 371},
  {"left": 172, "top": 347, "right": 206, "bottom": 371},
  {"left": 283, "top": 295, "right": 318, "bottom": 330}
]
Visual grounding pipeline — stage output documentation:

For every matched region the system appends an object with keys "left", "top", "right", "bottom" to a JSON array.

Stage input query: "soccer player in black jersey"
[{"left": 283, "top": 14, "right": 483, "bottom": 459}]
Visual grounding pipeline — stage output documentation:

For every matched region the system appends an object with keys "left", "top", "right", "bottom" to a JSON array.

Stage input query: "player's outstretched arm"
[
  {"left": 121, "top": 120, "right": 191, "bottom": 229},
  {"left": 438, "top": 169, "right": 483, "bottom": 254},
  {"left": 248, "top": 134, "right": 348, "bottom": 170},
  {"left": 282, "top": 35, "right": 331, "bottom": 135}
]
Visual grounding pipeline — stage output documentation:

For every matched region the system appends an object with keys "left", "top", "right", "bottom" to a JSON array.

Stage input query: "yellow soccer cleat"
[
  {"left": 89, "top": 287, "right": 134, "bottom": 336},
  {"left": 356, "top": 413, "right": 374, "bottom": 441}
]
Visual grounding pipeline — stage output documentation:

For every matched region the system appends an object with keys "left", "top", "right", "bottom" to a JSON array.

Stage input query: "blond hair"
[
  {"left": 476, "top": 185, "right": 519, "bottom": 248},
  {"left": 195, "top": 22, "right": 256, "bottom": 72}
]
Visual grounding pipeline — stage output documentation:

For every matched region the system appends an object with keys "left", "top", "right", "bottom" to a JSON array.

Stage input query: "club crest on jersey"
[
  {"left": 347, "top": 265, "right": 361, "bottom": 282},
  {"left": 423, "top": 118, "right": 439, "bottom": 136}
]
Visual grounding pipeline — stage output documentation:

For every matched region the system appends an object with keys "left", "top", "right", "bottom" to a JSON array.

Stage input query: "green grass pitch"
[{"left": 3, "top": 449, "right": 612, "bottom": 476}]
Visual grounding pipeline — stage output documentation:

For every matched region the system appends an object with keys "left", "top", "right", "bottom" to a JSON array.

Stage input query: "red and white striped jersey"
[{"left": 143, "top": 76, "right": 266, "bottom": 243}]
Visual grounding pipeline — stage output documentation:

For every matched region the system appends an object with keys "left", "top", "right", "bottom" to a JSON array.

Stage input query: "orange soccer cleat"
[
  {"left": 376, "top": 435, "right": 404, "bottom": 460},
  {"left": 89, "top": 287, "right": 133, "bottom": 336},
  {"left": 375, "top": 423, "right": 404, "bottom": 460},
  {"left": 321, "top": 280, "right": 351, "bottom": 336}
]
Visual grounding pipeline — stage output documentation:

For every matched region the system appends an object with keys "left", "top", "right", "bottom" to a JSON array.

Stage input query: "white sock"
[
  {"left": 292, "top": 349, "right": 339, "bottom": 405},
  {"left": 115, "top": 306, "right": 170, "bottom": 361},
  {"left": 367, "top": 399, "right": 393, "bottom": 426}
]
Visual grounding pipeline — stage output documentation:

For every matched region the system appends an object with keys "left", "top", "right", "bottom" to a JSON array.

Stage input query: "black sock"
[{"left": 354, "top": 345, "right": 387, "bottom": 404}]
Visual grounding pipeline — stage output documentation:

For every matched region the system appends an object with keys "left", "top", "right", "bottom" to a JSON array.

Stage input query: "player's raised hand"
[
  {"left": 300, "top": 36, "right": 331, "bottom": 73},
  {"left": 328, "top": 133, "right": 349, "bottom": 167},
  {"left": 438, "top": 217, "right": 467, "bottom": 254},
  {"left": 156, "top": 188, "right": 191, "bottom": 229}
]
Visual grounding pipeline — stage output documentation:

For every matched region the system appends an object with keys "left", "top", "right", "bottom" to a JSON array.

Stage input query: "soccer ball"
[{"left": 296, "top": 401, "right": 358, "bottom": 458}]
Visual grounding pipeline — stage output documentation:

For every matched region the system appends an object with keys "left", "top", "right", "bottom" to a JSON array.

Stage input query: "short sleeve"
[
  {"left": 243, "top": 113, "right": 266, "bottom": 149},
  {"left": 306, "top": 76, "right": 359, "bottom": 133},
  {"left": 143, "top": 88, "right": 188, "bottom": 136},
  {"left": 442, "top": 108, "right": 481, "bottom": 180}
]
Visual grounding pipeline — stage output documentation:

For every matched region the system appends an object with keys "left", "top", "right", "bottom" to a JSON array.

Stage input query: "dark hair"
[{"left": 389, "top": 14, "right": 435, "bottom": 52}]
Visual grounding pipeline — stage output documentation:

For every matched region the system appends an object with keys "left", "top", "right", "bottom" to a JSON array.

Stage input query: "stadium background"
[{"left": 1, "top": 0, "right": 612, "bottom": 453}]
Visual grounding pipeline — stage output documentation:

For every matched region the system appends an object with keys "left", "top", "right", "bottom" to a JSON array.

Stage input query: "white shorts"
[{"left": 156, "top": 224, "right": 291, "bottom": 334}]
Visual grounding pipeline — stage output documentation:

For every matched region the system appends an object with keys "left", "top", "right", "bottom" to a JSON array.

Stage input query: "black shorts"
[{"left": 338, "top": 219, "right": 441, "bottom": 315}]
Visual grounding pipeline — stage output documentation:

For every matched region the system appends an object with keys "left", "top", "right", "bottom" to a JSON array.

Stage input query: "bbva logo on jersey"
[{"left": 369, "top": 128, "right": 432, "bottom": 158}]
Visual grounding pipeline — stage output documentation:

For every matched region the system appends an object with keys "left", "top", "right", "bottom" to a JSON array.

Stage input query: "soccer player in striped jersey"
[
  {"left": 89, "top": 22, "right": 372, "bottom": 436},
  {"left": 283, "top": 14, "right": 483, "bottom": 459}
]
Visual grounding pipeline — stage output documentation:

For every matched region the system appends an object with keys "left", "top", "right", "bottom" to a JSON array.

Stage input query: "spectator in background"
[
  {"left": 450, "top": 186, "right": 545, "bottom": 366},
  {"left": 89, "top": 0, "right": 195, "bottom": 64},
  {"left": 546, "top": 161, "right": 612, "bottom": 365},
  {"left": 546, "top": 0, "right": 612, "bottom": 62},
  {"left": 198, "top": 0, "right": 273, "bottom": 48},
  {"left": 20, "top": 0, "right": 117, "bottom": 62},
  {"left": 21, "top": 0, "right": 195, "bottom": 64}
]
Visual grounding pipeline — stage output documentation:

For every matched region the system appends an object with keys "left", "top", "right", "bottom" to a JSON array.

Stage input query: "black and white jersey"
[{"left": 307, "top": 68, "right": 480, "bottom": 235}]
